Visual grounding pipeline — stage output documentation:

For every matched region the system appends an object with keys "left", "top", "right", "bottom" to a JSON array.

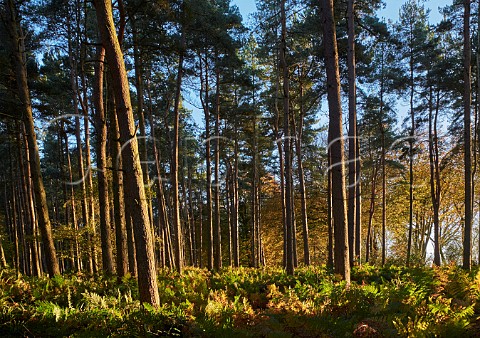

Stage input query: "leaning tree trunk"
[
  {"left": 4, "top": 0, "right": 59, "bottom": 276},
  {"left": 93, "top": 0, "right": 159, "bottom": 306},
  {"left": 320, "top": 0, "right": 350, "bottom": 282}
]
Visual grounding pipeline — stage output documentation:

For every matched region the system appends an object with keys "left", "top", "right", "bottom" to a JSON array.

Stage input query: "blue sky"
[{"left": 232, "top": 0, "right": 453, "bottom": 24}]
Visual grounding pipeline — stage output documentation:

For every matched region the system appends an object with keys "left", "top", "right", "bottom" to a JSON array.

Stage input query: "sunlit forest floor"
[{"left": 1, "top": 264, "right": 480, "bottom": 337}]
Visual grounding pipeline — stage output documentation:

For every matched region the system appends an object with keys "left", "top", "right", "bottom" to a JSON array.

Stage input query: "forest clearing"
[{"left": 2, "top": 0, "right": 480, "bottom": 336}]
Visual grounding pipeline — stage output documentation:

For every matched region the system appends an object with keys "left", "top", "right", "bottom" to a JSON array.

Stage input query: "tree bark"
[
  {"left": 199, "top": 53, "right": 214, "bottom": 271},
  {"left": 93, "top": 44, "right": 114, "bottom": 275},
  {"left": 4, "top": 0, "right": 60, "bottom": 276},
  {"left": 327, "top": 143, "right": 334, "bottom": 269},
  {"left": 366, "top": 165, "right": 378, "bottom": 263},
  {"left": 94, "top": 0, "right": 159, "bottom": 306},
  {"left": 381, "top": 127, "right": 386, "bottom": 266},
  {"left": 171, "top": 27, "right": 186, "bottom": 273},
  {"left": 131, "top": 17, "right": 155, "bottom": 236},
  {"left": 251, "top": 105, "right": 258, "bottom": 268},
  {"left": 292, "top": 72, "right": 309, "bottom": 266},
  {"left": 109, "top": 95, "right": 128, "bottom": 278},
  {"left": 320, "top": 0, "right": 350, "bottom": 282},
  {"left": 406, "top": 19, "right": 415, "bottom": 267},
  {"left": 355, "top": 139, "right": 362, "bottom": 264},
  {"left": 463, "top": 0, "right": 473, "bottom": 270},
  {"left": 145, "top": 72, "right": 170, "bottom": 269},
  {"left": 430, "top": 87, "right": 441, "bottom": 266},
  {"left": 19, "top": 124, "right": 41, "bottom": 276},
  {"left": 347, "top": 0, "right": 357, "bottom": 267},
  {"left": 214, "top": 65, "right": 222, "bottom": 270},
  {"left": 63, "top": 126, "right": 81, "bottom": 271},
  {"left": 280, "top": 0, "right": 294, "bottom": 275}
]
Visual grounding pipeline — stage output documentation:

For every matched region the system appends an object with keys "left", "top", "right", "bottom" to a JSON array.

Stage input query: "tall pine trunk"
[
  {"left": 214, "top": 65, "right": 222, "bottom": 270},
  {"left": 4, "top": 0, "right": 59, "bottom": 276},
  {"left": 199, "top": 54, "right": 214, "bottom": 271},
  {"left": 171, "top": 27, "right": 186, "bottom": 273},
  {"left": 347, "top": 0, "right": 357, "bottom": 267},
  {"left": 429, "top": 87, "right": 441, "bottom": 266},
  {"left": 463, "top": 0, "right": 473, "bottom": 270},
  {"left": 280, "top": 0, "right": 294, "bottom": 275},
  {"left": 292, "top": 75, "right": 309, "bottom": 266},
  {"left": 110, "top": 98, "right": 128, "bottom": 277},
  {"left": 93, "top": 44, "right": 114, "bottom": 275},
  {"left": 321, "top": 0, "right": 350, "bottom": 282},
  {"left": 94, "top": 0, "right": 159, "bottom": 306}
]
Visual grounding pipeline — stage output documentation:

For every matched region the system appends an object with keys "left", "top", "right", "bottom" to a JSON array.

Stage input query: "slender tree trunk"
[
  {"left": 146, "top": 73, "right": 170, "bottom": 269},
  {"left": 16, "top": 125, "right": 31, "bottom": 275},
  {"left": 187, "top": 163, "right": 197, "bottom": 266},
  {"left": 251, "top": 112, "right": 258, "bottom": 268},
  {"left": 226, "top": 162, "right": 232, "bottom": 266},
  {"left": 406, "top": 23, "right": 415, "bottom": 267},
  {"left": 379, "top": 59, "right": 386, "bottom": 266},
  {"left": 180, "top": 159, "right": 192, "bottom": 266},
  {"left": 477, "top": 4, "right": 480, "bottom": 266},
  {"left": 93, "top": 44, "right": 114, "bottom": 275},
  {"left": 292, "top": 76, "right": 310, "bottom": 265},
  {"left": 131, "top": 17, "right": 156, "bottom": 244},
  {"left": 272, "top": 58, "right": 287, "bottom": 268},
  {"left": 366, "top": 166, "right": 378, "bottom": 263},
  {"left": 110, "top": 97, "right": 128, "bottom": 278},
  {"left": 94, "top": 0, "right": 159, "bottom": 306},
  {"left": 214, "top": 64, "right": 222, "bottom": 270},
  {"left": 78, "top": 18, "right": 97, "bottom": 274},
  {"left": 321, "top": 0, "right": 350, "bottom": 282},
  {"left": 280, "top": 0, "right": 294, "bottom": 275},
  {"left": 125, "top": 208, "right": 137, "bottom": 276},
  {"left": 231, "top": 113, "right": 240, "bottom": 267},
  {"left": 4, "top": 0, "right": 59, "bottom": 276},
  {"left": 199, "top": 54, "right": 214, "bottom": 270},
  {"left": 11, "top": 183, "right": 20, "bottom": 276},
  {"left": 327, "top": 143, "right": 334, "bottom": 269},
  {"left": 381, "top": 127, "right": 386, "bottom": 266},
  {"left": 66, "top": 15, "right": 87, "bottom": 273},
  {"left": 198, "top": 189, "right": 204, "bottom": 268},
  {"left": 429, "top": 86, "right": 441, "bottom": 266},
  {"left": 63, "top": 127, "right": 81, "bottom": 271},
  {"left": 355, "top": 132, "right": 362, "bottom": 264},
  {"left": 463, "top": 0, "right": 473, "bottom": 271},
  {"left": 20, "top": 125, "right": 41, "bottom": 276},
  {"left": 171, "top": 27, "right": 186, "bottom": 273},
  {"left": 347, "top": 0, "right": 357, "bottom": 267}
]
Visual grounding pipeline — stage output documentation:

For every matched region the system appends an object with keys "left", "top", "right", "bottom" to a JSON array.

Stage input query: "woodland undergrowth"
[{"left": 1, "top": 264, "right": 480, "bottom": 337}]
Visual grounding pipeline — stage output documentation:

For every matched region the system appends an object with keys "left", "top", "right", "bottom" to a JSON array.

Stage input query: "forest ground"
[{"left": 1, "top": 264, "right": 480, "bottom": 337}]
